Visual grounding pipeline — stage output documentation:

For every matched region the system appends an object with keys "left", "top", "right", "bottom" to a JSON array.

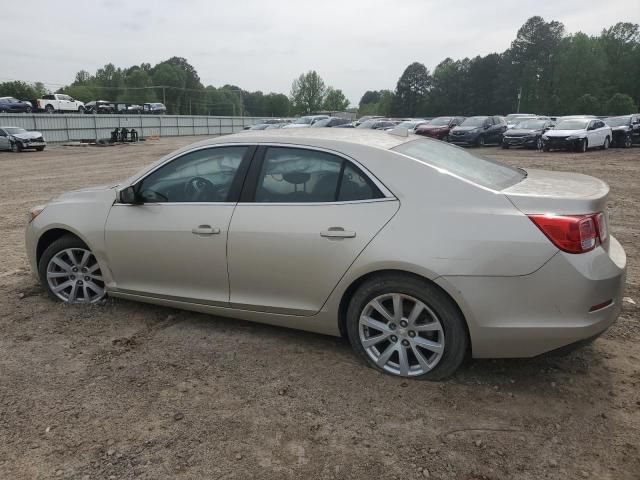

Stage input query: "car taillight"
[{"left": 528, "top": 213, "right": 606, "bottom": 254}]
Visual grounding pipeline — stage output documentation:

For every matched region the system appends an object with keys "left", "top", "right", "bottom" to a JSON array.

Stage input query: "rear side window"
[
  {"left": 254, "top": 147, "right": 383, "bottom": 203},
  {"left": 392, "top": 139, "right": 525, "bottom": 190}
]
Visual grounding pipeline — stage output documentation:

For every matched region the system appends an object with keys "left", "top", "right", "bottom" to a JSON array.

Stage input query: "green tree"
[
  {"left": 359, "top": 90, "right": 382, "bottom": 109},
  {"left": 574, "top": 94, "right": 601, "bottom": 114},
  {"left": 605, "top": 93, "right": 637, "bottom": 115},
  {"left": 0, "top": 81, "right": 47, "bottom": 101},
  {"left": 152, "top": 63, "right": 186, "bottom": 114},
  {"left": 393, "top": 62, "right": 431, "bottom": 116},
  {"left": 264, "top": 93, "right": 290, "bottom": 116},
  {"left": 322, "top": 87, "right": 350, "bottom": 111},
  {"left": 290, "top": 71, "right": 326, "bottom": 114}
]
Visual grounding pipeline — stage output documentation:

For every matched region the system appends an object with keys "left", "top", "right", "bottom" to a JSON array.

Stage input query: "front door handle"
[
  {"left": 320, "top": 227, "right": 356, "bottom": 239},
  {"left": 191, "top": 225, "right": 221, "bottom": 235}
]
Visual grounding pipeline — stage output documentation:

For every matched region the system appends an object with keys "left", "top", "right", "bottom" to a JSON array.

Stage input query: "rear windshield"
[{"left": 392, "top": 139, "right": 526, "bottom": 190}]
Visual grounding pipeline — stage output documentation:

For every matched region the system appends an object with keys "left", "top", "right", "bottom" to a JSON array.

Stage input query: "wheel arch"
[
  {"left": 337, "top": 269, "right": 472, "bottom": 355},
  {"left": 36, "top": 227, "right": 89, "bottom": 266}
]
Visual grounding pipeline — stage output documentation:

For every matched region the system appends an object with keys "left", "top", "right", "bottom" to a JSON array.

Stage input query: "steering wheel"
[{"left": 184, "top": 176, "right": 217, "bottom": 201}]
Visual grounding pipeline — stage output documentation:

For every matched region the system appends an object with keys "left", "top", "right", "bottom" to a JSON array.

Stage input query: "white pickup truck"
[{"left": 36, "top": 94, "right": 85, "bottom": 113}]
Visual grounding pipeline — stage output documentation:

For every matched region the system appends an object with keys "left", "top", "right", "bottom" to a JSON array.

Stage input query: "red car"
[{"left": 415, "top": 116, "right": 466, "bottom": 142}]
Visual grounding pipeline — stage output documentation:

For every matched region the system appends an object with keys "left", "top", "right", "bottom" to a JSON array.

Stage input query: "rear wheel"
[
  {"left": 45, "top": 104, "right": 54, "bottom": 113},
  {"left": 542, "top": 142, "right": 550, "bottom": 152},
  {"left": 26, "top": 106, "right": 32, "bottom": 113},
  {"left": 536, "top": 137, "right": 543, "bottom": 150},
  {"left": 78, "top": 106, "right": 85, "bottom": 114},
  {"left": 476, "top": 136, "right": 485, "bottom": 148},
  {"left": 442, "top": 134, "right": 450, "bottom": 143},
  {"left": 346, "top": 274, "right": 468, "bottom": 380},
  {"left": 38, "top": 235, "right": 106, "bottom": 304}
]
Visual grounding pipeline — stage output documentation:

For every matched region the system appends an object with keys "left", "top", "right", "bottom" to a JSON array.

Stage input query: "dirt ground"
[{"left": 1, "top": 136, "right": 638, "bottom": 480}]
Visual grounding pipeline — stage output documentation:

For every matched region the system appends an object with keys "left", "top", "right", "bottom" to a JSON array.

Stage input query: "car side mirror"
[{"left": 119, "top": 186, "right": 138, "bottom": 204}]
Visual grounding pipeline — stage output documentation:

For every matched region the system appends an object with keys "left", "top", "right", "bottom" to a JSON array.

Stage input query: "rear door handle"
[
  {"left": 191, "top": 225, "right": 221, "bottom": 235},
  {"left": 320, "top": 227, "right": 356, "bottom": 239}
]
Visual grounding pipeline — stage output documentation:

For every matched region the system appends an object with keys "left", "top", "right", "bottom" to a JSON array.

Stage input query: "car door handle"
[
  {"left": 191, "top": 225, "right": 221, "bottom": 235},
  {"left": 320, "top": 227, "right": 356, "bottom": 239}
]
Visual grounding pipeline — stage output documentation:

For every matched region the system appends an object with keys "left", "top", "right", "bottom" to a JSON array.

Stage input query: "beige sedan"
[{"left": 26, "top": 129, "right": 626, "bottom": 379}]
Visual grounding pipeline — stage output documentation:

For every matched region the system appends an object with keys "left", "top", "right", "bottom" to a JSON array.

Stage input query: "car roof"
[{"left": 186, "top": 128, "right": 411, "bottom": 151}]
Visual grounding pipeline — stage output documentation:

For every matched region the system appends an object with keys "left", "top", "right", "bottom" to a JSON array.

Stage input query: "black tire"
[
  {"left": 476, "top": 136, "right": 485, "bottom": 148},
  {"left": 78, "top": 106, "right": 85, "bottom": 114},
  {"left": 536, "top": 137, "right": 543, "bottom": 150},
  {"left": 602, "top": 136, "right": 610, "bottom": 150},
  {"left": 501, "top": 143, "right": 509, "bottom": 149},
  {"left": 38, "top": 234, "right": 105, "bottom": 303},
  {"left": 577, "top": 138, "right": 587, "bottom": 153},
  {"left": 11, "top": 142, "right": 22, "bottom": 153},
  {"left": 542, "top": 142, "right": 550, "bottom": 152},
  {"left": 36, "top": 146, "right": 45, "bottom": 152},
  {"left": 26, "top": 106, "right": 32, "bottom": 113},
  {"left": 442, "top": 134, "right": 450, "bottom": 143},
  {"left": 624, "top": 134, "right": 632, "bottom": 148},
  {"left": 346, "top": 273, "right": 468, "bottom": 381},
  {"left": 45, "top": 104, "right": 54, "bottom": 113}
]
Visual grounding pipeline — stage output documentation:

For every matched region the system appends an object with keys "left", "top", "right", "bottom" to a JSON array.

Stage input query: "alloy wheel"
[
  {"left": 624, "top": 135, "right": 632, "bottom": 148},
  {"left": 358, "top": 293, "right": 445, "bottom": 377},
  {"left": 536, "top": 137, "right": 543, "bottom": 150},
  {"left": 46, "top": 248, "right": 105, "bottom": 303}
]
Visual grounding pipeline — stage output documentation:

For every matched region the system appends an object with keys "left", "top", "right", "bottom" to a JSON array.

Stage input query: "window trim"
[
  {"left": 120, "top": 144, "right": 256, "bottom": 205},
  {"left": 239, "top": 143, "right": 395, "bottom": 205}
]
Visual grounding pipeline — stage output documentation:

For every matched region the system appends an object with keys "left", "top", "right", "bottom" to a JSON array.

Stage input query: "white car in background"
[
  {"left": 283, "top": 115, "right": 329, "bottom": 128},
  {"left": 542, "top": 118, "right": 612, "bottom": 152}
]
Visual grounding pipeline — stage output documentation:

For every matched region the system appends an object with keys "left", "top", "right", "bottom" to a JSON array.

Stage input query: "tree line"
[
  {"left": 1, "top": 17, "right": 638, "bottom": 117},
  {"left": 361, "top": 17, "right": 640, "bottom": 117}
]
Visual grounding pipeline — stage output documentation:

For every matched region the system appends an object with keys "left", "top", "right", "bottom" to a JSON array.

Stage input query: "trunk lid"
[{"left": 502, "top": 169, "right": 609, "bottom": 215}]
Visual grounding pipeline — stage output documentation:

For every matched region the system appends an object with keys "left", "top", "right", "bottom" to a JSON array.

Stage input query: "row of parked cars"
[
  {"left": 0, "top": 95, "right": 167, "bottom": 115},
  {"left": 247, "top": 113, "right": 640, "bottom": 151}
]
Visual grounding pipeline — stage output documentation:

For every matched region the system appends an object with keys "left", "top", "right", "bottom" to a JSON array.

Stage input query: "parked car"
[
  {"left": 604, "top": 115, "right": 640, "bottom": 148},
  {"left": 414, "top": 116, "right": 465, "bottom": 142},
  {"left": 0, "top": 126, "right": 46, "bottom": 152},
  {"left": 311, "top": 117, "right": 352, "bottom": 128},
  {"left": 0, "top": 96, "right": 33, "bottom": 113},
  {"left": 25, "top": 129, "right": 626, "bottom": 380},
  {"left": 36, "top": 94, "right": 85, "bottom": 113},
  {"left": 386, "top": 119, "right": 429, "bottom": 133},
  {"left": 357, "top": 119, "right": 399, "bottom": 130},
  {"left": 542, "top": 118, "right": 612, "bottom": 152},
  {"left": 283, "top": 115, "right": 329, "bottom": 128},
  {"left": 127, "top": 103, "right": 167, "bottom": 115},
  {"left": 84, "top": 100, "right": 116, "bottom": 114},
  {"left": 505, "top": 113, "right": 536, "bottom": 129},
  {"left": 502, "top": 118, "right": 554, "bottom": 150},
  {"left": 354, "top": 115, "right": 383, "bottom": 126},
  {"left": 449, "top": 116, "right": 507, "bottom": 147}
]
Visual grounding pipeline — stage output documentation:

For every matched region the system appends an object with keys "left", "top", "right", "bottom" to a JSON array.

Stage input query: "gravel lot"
[{"left": 1, "top": 136, "right": 639, "bottom": 480}]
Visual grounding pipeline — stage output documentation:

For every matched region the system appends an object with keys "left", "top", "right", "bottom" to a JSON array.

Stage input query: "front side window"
[
  {"left": 254, "top": 147, "right": 383, "bottom": 203},
  {"left": 138, "top": 147, "right": 247, "bottom": 203}
]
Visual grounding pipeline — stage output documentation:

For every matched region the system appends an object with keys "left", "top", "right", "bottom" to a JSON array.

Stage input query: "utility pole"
[{"left": 516, "top": 87, "right": 522, "bottom": 113}]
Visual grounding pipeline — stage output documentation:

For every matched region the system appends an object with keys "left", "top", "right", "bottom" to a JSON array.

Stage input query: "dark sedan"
[
  {"left": 604, "top": 115, "right": 640, "bottom": 148},
  {"left": 0, "top": 97, "right": 32, "bottom": 113},
  {"left": 356, "top": 119, "right": 399, "bottom": 130},
  {"left": 415, "top": 116, "right": 465, "bottom": 142},
  {"left": 449, "top": 116, "right": 507, "bottom": 147},
  {"left": 502, "top": 118, "right": 554, "bottom": 150}
]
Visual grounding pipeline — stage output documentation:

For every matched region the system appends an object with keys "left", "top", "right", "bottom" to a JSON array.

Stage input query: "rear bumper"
[{"left": 437, "top": 235, "right": 627, "bottom": 358}]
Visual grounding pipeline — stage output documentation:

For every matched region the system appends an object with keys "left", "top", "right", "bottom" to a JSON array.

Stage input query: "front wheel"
[
  {"left": 577, "top": 138, "right": 587, "bottom": 153},
  {"left": 45, "top": 104, "right": 54, "bottom": 113},
  {"left": 346, "top": 274, "right": 468, "bottom": 380},
  {"left": 78, "top": 106, "right": 85, "bottom": 114},
  {"left": 36, "top": 146, "right": 45, "bottom": 152},
  {"left": 501, "top": 143, "right": 509, "bottom": 149},
  {"left": 602, "top": 137, "right": 610, "bottom": 150},
  {"left": 442, "top": 134, "right": 450, "bottom": 143},
  {"left": 38, "top": 235, "right": 106, "bottom": 304},
  {"left": 26, "top": 106, "right": 32, "bottom": 113},
  {"left": 11, "top": 142, "right": 22, "bottom": 153},
  {"left": 623, "top": 134, "right": 632, "bottom": 148},
  {"left": 536, "top": 137, "right": 543, "bottom": 150},
  {"left": 476, "top": 136, "right": 485, "bottom": 148}
]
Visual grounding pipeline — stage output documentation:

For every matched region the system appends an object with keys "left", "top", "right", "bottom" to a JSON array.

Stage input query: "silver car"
[
  {"left": 0, "top": 126, "right": 47, "bottom": 152},
  {"left": 25, "top": 129, "right": 627, "bottom": 380}
]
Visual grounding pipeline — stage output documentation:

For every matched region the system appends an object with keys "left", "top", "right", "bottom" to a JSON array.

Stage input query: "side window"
[
  {"left": 138, "top": 146, "right": 247, "bottom": 203},
  {"left": 0, "top": 129, "right": 6, "bottom": 137},
  {"left": 338, "top": 163, "right": 383, "bottom": 202},
  {"left": 255, "top": 148, "right": 342, "bottom": 203}
]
